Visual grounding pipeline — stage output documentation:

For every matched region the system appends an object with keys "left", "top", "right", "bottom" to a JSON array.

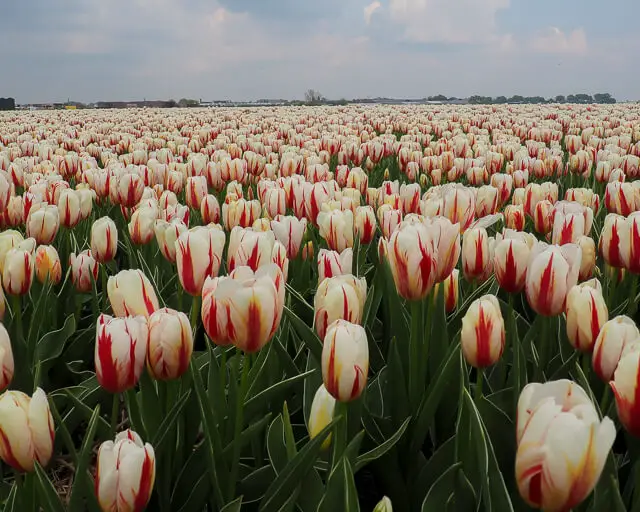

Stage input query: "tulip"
[
  {"left": 263, "top": 187, "right": 286, "bottom": 219},
  {"left": 222, "top": 198, "right": 262, "bottom": 230},
  {"left": 433, "top": 269, "right": 459, "bottom": 313},
  {"left": 322, "top": 320, "right": 369, "bottom": 402},
  {"left": 107, "top": 269, "right": 160, "bottom": 317},
  {"left": 0, "top": 324, "right": 14, "bottom": 391},
  {"left": 373, "top": 497, "right": 393, "bottom": 512},
  {"left": 308, "top": 384, "right": 336, "bottom": 450},
  {"left": 440, "top": 185, "right": 475, "bottom": 231},
  {"left": 552, "top": 202, "right": 593, "bottom": 246},
  {"left": 576, "top": 235, "right": 596, "bottom": 281},
  {"left": 0, "top": 388, "right": 54, "bottom": 472},
  {"left": 611, "top": 348, "right": 640, "bottom": 437},
  {"left": 626, "top": 212, "right": 640, "bottom": 274},
  {"left": 317, "top": 209, "right": 354, "bottom": 253},
  {"left": 129, "top": 205, "right": 158, "bottom": 245},
  {"left": 154, "top": 219, "right": 188, "bottom": 263},
  {"left": 566, "top": 280, "right": 608, "bottom": 352},
  {"left": 147, "top": 308, "right": 193, "bottom": 380},
  {"left": 461, "top": 295, "right": 505, "bottom": 368},
  {"left": 462, "top": 227, "right": 493, "bottom": 283},
  {"left": 533, "top": 199, "right": 553, "bottom": 235},
  {"left": 354, "top": 206, "right": 376, "bottom": 244},
  {"left": 35, "top": 245, "right": 62, "bottom": 285},
  {"left": 58, "top": 189, "right": 82, "bottom": 228},
  {"left": 175, "top": 227, "right": 226, "bottom": 296},
  {"left": 185, "top": 176, "right": 208, "bottom": 210},
  {"left": 317, "top": 248, "right": 352, "bottom": 283},
  {"left": 491, "top": 173, "right": 513, "bottom": 204},
  {"left": 70, "top": 250, "right": 99, "bottom": 293},
  {"left": 227, "top": 227, "right": 283, "bottom": 274},
  {"left": 201, "top": 265, "right": 285, "bottom": 352},
  {"left": 475, "top": 185, "right": 499, "bottom": 218},
  {"left": 117, "top": 172, "right": 145, "bottom": 207},
  {"left": 599, "top": 214, "right": 630, "bottom": 268},
  {"left": 314, "top": 274, "right": 367, "bottom": 340},
  {"left": 26, "top": 205, "right": 59, "bottom": 245},
  {"left": 77, "top": 187, "right": 94, "bottom": 220},
  {"left": 592, "top": 316, "right": 640, "bottom": 382},
  {"left": 0, "top": 283, "right": 5, "bottom": 320},
  {"left": 95, "top": 314, "right": 148, "bottom": 393},
  {"left": 515, "top": 380, "right": 615, "bottom": 512},
  {"left": 91, "top": 216, "right": 118, "bottom": 263},
  {"left": 525, "top": 244, "right": 581, "bottom": 316},
  {"left": 493, "top": 237, "right": 530, "bottom": 293},
  {"left": 200, "top": 194, "right": 220, "bottom": 225},
  {"left": 271, "top": 215, "right": 307, "bottom": 259},
  {"left": 2, "top": 247, "right": 34, "bottom": 295},
  {"left": 378, "top": 206, "right": 403, "bottom": 239},
  {"left": 95, "top": 429, "right": 156, "bottom": 512},
  {"left": 425, "top": 216, "right": 461, "bottom": 282},
  {"left": 0, "top": 230, "right": 23, "bottom": 275}
]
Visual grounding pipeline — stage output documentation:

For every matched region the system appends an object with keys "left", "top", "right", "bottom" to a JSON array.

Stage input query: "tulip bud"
[
  {"left": 0, "top": 281, "right": 5, "bottom": 320},
  {"left": 461, "top": 294, "right": 505, "bottom": 367},
  {"left": 200, "top": 194, "right": 220, "bottom": 225},
  {"left": 504, "top": 204, "right": 526, "bottom": 231},
  {"left": 314, "top": 274, "right": 367, "bottom": 340},
  {"left": 26, "top": 205, "right": 59, "bottom": 245},
  {"left": 0, "top": 324, "right": 14, "bottom": 391},
  {"left": 433, "top": 269, "right": 459, "bottom": 313},
  {"left": 175, "top": 226, "right": 226, "bottom": 296},
  {"left": 117, "top": 172, "right": 145, "bottom": 207},
  {"left": 317, "top": 209, "right": 354, "bottom": 252},
  {"left": 462, "top": 227, "right": 493, "bottom": 283},
  {"left": 227, "top": 227, "right": 283, "bottom": 274},
  {"left": 35, "top": 245, "right": 62, "bottom": 285},
  {"left": 68, "top": 250, "right": 99, "bottom": 293},
  {"left": 576, "top": 235, "right": 596, "bottom": 281},
  {"left": 354, "top": 206, "right": 376, "bottom": 245},
  {"left": 107, "top": 269, "right": 160, "bottom": 317},
  {"left": 308, "top": 384, "right": 336, "bottom": 450},
  {"left": 2, "top": 247, "right": 34, "bottom": 295},
  {"left": 58, "top": 189, "right": 82, "bottom": 228},
  {"left": 593, "top": 316, "right": 640, "bottom": 382},
  {"left": 493, "top": 238, "right": 531, "bottom": 293},
  {"left": 129, "top": 205, "right": 158, "bottom": 245},
  {"left": 533, "top": 199, "right": 553, "bottom": 235},
  {"left": 599, "top": 213, "right": 630, "bottom": 269},
  {"left": 0, "top": 388, "right": 54, "bottom": 472},
  {"left": 566, "top": 280, "right": 608, "bottom": 352},
  {"left": 271, "top": 216, "right": 307, "bottom": 259},
  {"left": 95, "top": 430, "right": 156, "bottom": 512},
  {"left": 95, "top": 314, "right": 148, "bottom": 393},
  {"left": 154, "top": 219, "right": 188, "bottom": 263},
  {"left": 317, "top": 248, "right": 352, "bottom": 283},
  {"left": 425, "top": 216, "right": 461, "bottom": 283},
  {"left": 322, "top": 320, "right": 369, "bottom": 402},
  {"left": 611, "top": 348, "right": 640, "bottom": 437},
  {"left": 373, "top": 497, "right": 393, "bottom": 512},
  {"left": 147, "top": 308, "right": 193, "bottom": 380},
  {"left": 201, "top": 264, "right": 285, "bottom": 352},
  {"left": 525, "top": 244, "right": 581, "bottom": 316},
  {"left": 77, "top": 187, "right": 94, "bottom": 220},
  {"left": 185, "top": 176, "right": 208, "bottom": 210},
  {"left": 515, "top": 380, "right": 615, "bottom": 512},
  {"left": 91, "top": 216, "right": 118, "bottom": 263},
  {"left": 222, "top": 198, "right": 262, "bottom": 230},
  {"left": 0, "top": 230, "right": 24, "bottom": 275},
  {"left": 475, "top": 185, "right": 499, "bottom": 218},
  {"left": 441, "top": 185, "right": 475, "bottom": 231}
]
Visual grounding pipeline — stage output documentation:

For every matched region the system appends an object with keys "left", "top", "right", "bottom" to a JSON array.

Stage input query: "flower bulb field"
[{"left": 1, "top": 103, "right": 640, "bottom": 511}]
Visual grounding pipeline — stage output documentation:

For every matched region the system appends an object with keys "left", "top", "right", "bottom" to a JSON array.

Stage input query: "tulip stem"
[
  {"left": 189, "top": 295, "right": 201, "bottom": 339},
  {"left": 12, "top": 295, "right": 23, "bottom": 345},
  {"left": 331, "top": 402, "right": 349, "bottom": 470},
  {"left": 409, "top": 300, "right": 423, "bottom": 411},
  {"left": 110, "top": 393, "right": 120, "bottom": 435},
  {"left": 600, "top": 386, "right": 612, "bottom": 417},
  {"left": 227, "top": 350, "right": 249, "bottom": 501},
  {"left": 101, "top": 264, "right": 108, "bottom": 310},
  {"left": 475, "top": 368, "right": 484, "bottom": 402}
]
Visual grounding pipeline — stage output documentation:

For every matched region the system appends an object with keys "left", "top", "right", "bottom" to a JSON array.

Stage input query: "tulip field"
[{"left": 1, "top": 104, "right": 640, "bottom": 511}]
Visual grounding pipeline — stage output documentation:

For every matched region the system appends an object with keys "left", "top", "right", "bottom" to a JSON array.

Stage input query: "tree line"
[{"left": 466, "top": 93, "right": 616, "bottom": 105}]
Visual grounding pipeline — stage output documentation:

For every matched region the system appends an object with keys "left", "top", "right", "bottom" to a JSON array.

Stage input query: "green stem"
[
  {"left": 509, "top": 293, "right": 523, "bottom": 415},
  {"left": 227, "top": 350, "right": 250, "bottom": 501},
  {"left": 110, "top": 393, "right": 120, "bottom": 435},
  {"left": 409, "top": 300, "right": 423, "bottom": 411},
  {"left": 628, "top": 273, "right": 639, "bottom": 317},
  {"left": 331, "top": 402, "right": 349, "bottom": 470},
  {"left": 101, "top": 264, "right": 109, "bottom": 311},
  {"left": 600, "top": 385, "right": 613, "bottom": 417},
  {"left": 12, "top": 295, "right": 23, "bottom": 343},
  {"left": 535, "top": 316, "right": 549, "bottom": 382},
  {"left": 190, "top": 295, "right": 201, "bottom": 339},
  {"left": 475, "top": 368, "right": 484, "bottom": 402}
]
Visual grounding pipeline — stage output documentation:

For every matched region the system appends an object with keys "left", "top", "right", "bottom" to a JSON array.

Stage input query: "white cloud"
[
  {"left": 364, "top": 1, "right": 381, "bottom": 25},
  {"left": 530, "top": 27, "right": 588, "bottom": 55},
  {"left": 388, "top": 0, "right": 510, "bottom": 44}
]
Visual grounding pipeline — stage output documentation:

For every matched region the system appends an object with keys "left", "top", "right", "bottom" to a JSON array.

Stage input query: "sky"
[{"left": 1, "top": 0, "right": 638, "bottom": 103}]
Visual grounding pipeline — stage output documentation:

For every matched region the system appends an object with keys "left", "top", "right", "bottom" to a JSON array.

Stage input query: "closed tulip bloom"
[
  {"left": 515, "top": 380, "right": 615, "bottom": 512},
  {"left": 117, "top": 172, "right": 145, "bottom": 207},
  {"left": 202, "top": 265, "right": 285, "bottom": 352},
  {"left": 227, "top": 227, "right": 277, "bottom": 273},
  {"left": 611, "top": 348, "right": 640, "bottom": 437},
  {"left": 308, "top": 384, "right": 336, "bottom": 450},
  {"left": 592, "top": 316, "right": 640, "bottom": 382},
  {"left": 0, "top": 230, "right": 24, "bottom": 275},
  {"left": 185, "top": 176, "right": 208, "bottom": 210},
  {"left": 317, "top": 209, "right": 354, "bottom": 253},
  {"left": 128, "top": 205, "right": 158, "bottom": 245},
  {"left": 200, "top": 194, "right": 220, "bottom": 225},
  {"left": 77, "top": 187, "right": 94, "bottom": 220},
  {"left": 57, "top": 189, "right": 81, "bottom": 228},
  {"left": 462, "top": 227, "right": 493, "bottom": 283},
  {"left": 400, "top": 183, "right": 421, "bottom": 214},
  {"left": 566, "top": 281, "right": 608, "bottom": 352},
  {"left": 525, "top": 244, "right": 582, "bottom": 316},
  {"left": 95, "top": 429, "right": 156, "bottom": 512},
  {"left": 175, "top": 226, "right": 226, "bottom": 296},
  {"left": 599, "top": 214, "right": 630, "bottom": 268},
  {"left": 263, "top": 187, "right": 286, "bottom": 219},
  {"left": 475, "top": 185, "right": 499, "bottom": 218},
  {"left": 576, "top": 235, "right": 596, "bottom": 281},
  {"left": 322, "top": 320, "right": 369, "bottom": 402},
  {"left": 354, "top": 206, "right": 376, "bottom": 244},
  {"left": 425, "top": 216, "right": 461, "bottom": 282},
  {"left": 95, "top": 314, "right": 148, "bottom": 393},
  {"left": 222, "top": 198, "right": 262, "bottom": 230},
  {"left": 271, "top": 215, "right": 307, "bottom": 258},
  {"left": 147, "top": 308, "right": 193, "bottom": 380},
  {"left": 493, "top": 238, "right": 531, "bottom": 293},
  {"left": 373, "top": 497, "right": 393, "bottom": 512},
  {"left": 378, "top": 206, "right": 403, "bottom": 239},
  {"left": 107, "top": 269, "right": 160, "bottom": 317},
  {"left": 318, "top": 248, "right": 352, "bottom": 283},
  {"left": 461, "top": 294, "right": 505, "bottom": 367},
  {"left": 154, "top": 219, "right": 188, "bottom": 263},
  {"left": 26, "top": 205, "right": 59, "bottom": 245},
  {"left": 382, "top": 222, "right": 438, "bottom": 301},
  {"left": 491, "top": 173, "right": 513, "bottom": 204},
  {"left": 314, "top": 274, "right": 367, "bottom": 340},
  {"left": 0, "top": 283, "right": 5, "bottom": 321},
  {"left": 626, "top": 212, "right": 640, "bottom": 274},
  {"left": 433, "top": 269, "right": 459, "bottom": 313},
  {"left": 441, "top": 185, "right": 475, "bottom": 231},
  {"left": 91, "top": 216, "right": 118, "bottom": 263},
  {"left": 0, "top": 324, "right": 14, "bottom": 391},
  {"left": 533, "top": 199, "right": 554, "bottom": 235},
  {"left": 35, "top": 245, "right": 62, "bottom": 285},
  {"left": 70, "top": 250, "right": 99, "bottom": 293},
  {"left": 0, "top": 388, "right": 55, "bottom": 472},
  {"left": 2, "top": 247, "right": 34, "bottom": 295}
]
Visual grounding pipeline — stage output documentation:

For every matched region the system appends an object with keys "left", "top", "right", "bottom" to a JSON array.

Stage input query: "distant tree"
[
  {"left": 468, "top": 95, "right": 492, "bottom": 104},
  {"left": 0, "top": 97, "right": 15, "bottom": 110},
  {"left": 508, "top": 95, "right": 524, "bottom": 103},
  {"left": 555, "top": 95, "right": 566, "bottom": 103},
  {"left": 178, "top": 98, "right": 200, "bottom": 107},
  {"left": 493, "top": 96, "right": 507, "bottom": 104},
  {"left": 594, "top": 93, "right": 616, "bottom": 104},
  {"left": 428, "top": 94, "right": 448, "bottom": 102},
  {"left": 304, "top": 89, "right": 325, "bottom": 104}
]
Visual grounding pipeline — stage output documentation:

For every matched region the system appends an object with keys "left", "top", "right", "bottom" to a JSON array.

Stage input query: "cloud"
[
  {"left": 530, "top": 27, "right": 588, "bottom": 55},
  {"left": 364, "top": 1, "right": 382, "bottom": 25},
  {"left": 388, "top": 0, "right": 510, "bottom": 44}
]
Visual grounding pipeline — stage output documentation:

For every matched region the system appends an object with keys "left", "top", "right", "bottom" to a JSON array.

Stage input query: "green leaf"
[
  {"left": 410, "top": 436, "right": 456, "bottom": 510},
  {"left": 461, "top": 389, "right": 490, "bottom": 508},
  {"left": 176, "top": 474, "right": 211, "bottom": 512},
  {"left": 356, "top": 416, "right": 411, "bottom": 471},
  {"left": 267, "top": 415, "right": 290, "bottom": 474},
  {"left": 284, "top": 306, "right": 323, "bottom": 362},
  {"left": 4, "top": 483, "right": 18, "bottom": 512},
  {"left": 34, "top": 462, "right": 67, "bottom": 512},
  {"left": 385, "top": 338, "right": 410, "bottom": 423},
  {"left": 303, "top": 351, "right": 323, "bottom": 432},
  {"left": 421, "top": 462, "right": 462, "bottom": 511},
  {"left": 318, "top": 458, "right": 360, "bottom": 512},
  {"left": 68, "top": 404, "right": 102, "bottom": 512},
  {"left": 244, "top": 370, "right": 315, "bottom": 420},
  {"left": 150, "top": 390, "right": 191, "bottom": 451},
  {"left": 63, "top": 389, "right": 111, "bottom": 439},
  {"left": 221, "top": 496, "right": 244, "bottom": 512},
  {"left": 239, "top": 465, "right": 277, "bottom": 504},
  {"left": 36, "top": 314, "right": 76, "bottom": 366},
  {"left": 259, "top": 415, "right": 341, "bottom": 512}
]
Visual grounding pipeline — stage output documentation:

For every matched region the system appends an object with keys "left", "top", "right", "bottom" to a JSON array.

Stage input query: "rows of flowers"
[{"left": 0, "top": 104, "right": 639, "bottom": 511}]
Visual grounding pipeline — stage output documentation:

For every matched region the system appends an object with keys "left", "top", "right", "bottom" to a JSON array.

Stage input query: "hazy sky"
[{"left": 1, "top": 0, "right": 638, "bottom": 103}]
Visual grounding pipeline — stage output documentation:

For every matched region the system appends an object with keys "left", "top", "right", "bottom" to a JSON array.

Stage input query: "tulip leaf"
[
  {"left": 318, "top": 457, "right": 360, "bottom": 512},
  {"left": 410, "top": 436, "right": 456, "bottom": 510},
  {"left": 267, "top": 414, "right": 291, "bottom": 474},
  {"left": 3, "top": 484, "right": 18, "bottom": 512},
  {"left": 150, "top": 389, "right": 191, "bottom": 450},
  {"left": 385, "top": 337, "right": 410, "bottom": 423},
  {"left": 68, "top": 404, "right": 102, "bottom": 512},
  {"left": 303, "top": 351, "right": 323, "bottom": 432},
  {"left": 284, "top": 306, "right": 323, "bottom": 362},
  {"left": 221, "top": 496, "right": 244, "bottom": 512},
  {"left": 172, "top": 444, "right": 208, "bottom": 507},
  {"left": 222, "top": 413, "right": 273, "bottom": 459},
  {"left": 461, "top": 389, "right": 491, "bottom": 507},
  {"left": 356, "top": 416, "right": 411, "bottom": 471},
  {"left": 176, "top": 474, "right": 211, "bottom": 512},
  {"left": 259, "top": 415, "right": 341, "bottom": 512},
  {"left": 36, "top": 313, "right": 76, "bottom": 366},
  {"left": 63, "top": 389, "right": 111, "bottom": 439},
  {"left": 239, "top": 465, "right": 277, "bottom": 504},
  {"left": 34, "top": 462, "right": 67, "bottom": 512},
  {"left": 420, "top": 462, "right": 462, "bottom": 511},
  {"left": 244, "top": 370, "right": 315, "bottom": 420}
]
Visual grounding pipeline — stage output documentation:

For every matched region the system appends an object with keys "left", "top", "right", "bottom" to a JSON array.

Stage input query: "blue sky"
[{"left": 1, "top": 0, "right": 638, "bottom": 103}]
